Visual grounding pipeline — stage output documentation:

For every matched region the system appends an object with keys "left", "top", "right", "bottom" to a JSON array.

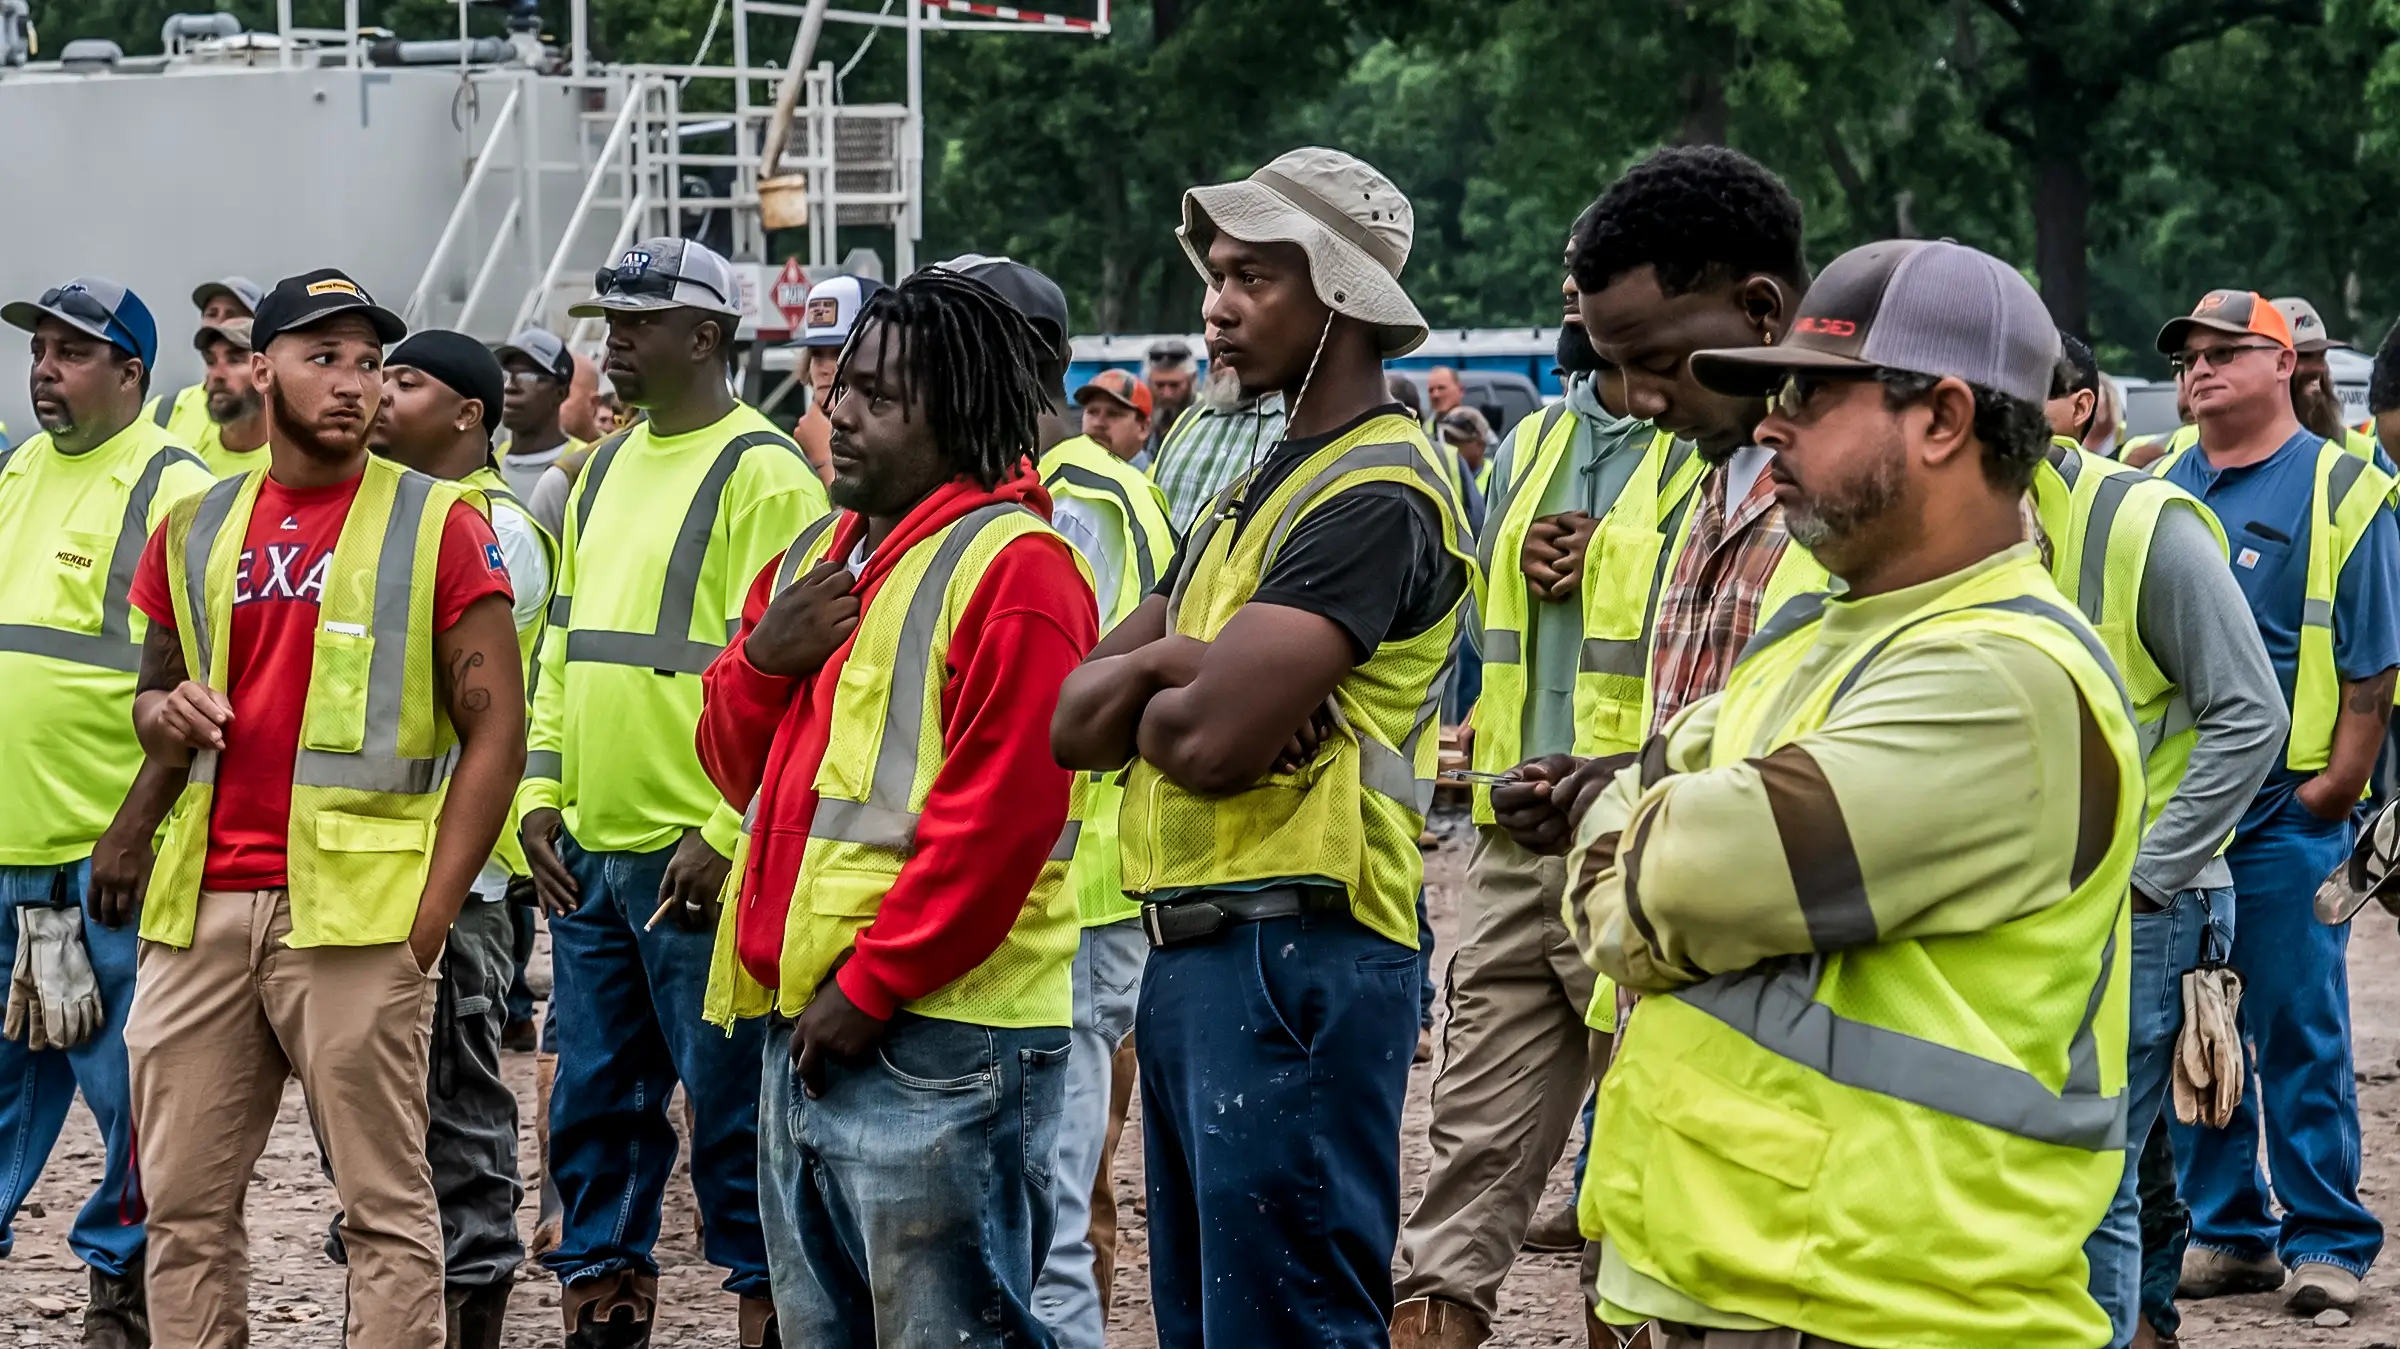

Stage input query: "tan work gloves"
[
  {"left": 4, "top": 906, "right": 103, "bottom": 1050},
  {"left": 2173, "top": 964, "right": 2244, "bottom": 1129},
  {"left": 2316, "top": 798, "right": 2400, "bottom": 925}
]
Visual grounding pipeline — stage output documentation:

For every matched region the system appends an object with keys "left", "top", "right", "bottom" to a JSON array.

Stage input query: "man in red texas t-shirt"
[{"left": 117, "top": 269, "right": 525, "bottom": 1349}]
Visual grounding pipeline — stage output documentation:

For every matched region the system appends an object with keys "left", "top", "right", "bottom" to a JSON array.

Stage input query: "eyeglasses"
[
  {"left": 1768, "top": 369, "right": 1881, "bottom": 422},
  {"left": 2169, "top": 344, "right": 2281, "bottom": 375},
  {"left": 502, "top": 368, "right": 561, "bottom": 388},
  {"left": 591, "top": 262, "right": 728, "bottom": 308}
]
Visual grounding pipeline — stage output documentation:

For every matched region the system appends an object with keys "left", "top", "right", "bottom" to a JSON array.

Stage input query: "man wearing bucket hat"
[
  {"left": 1054, "top": 146, "right": 1472, "bottom": 1345},
  {"left": 1564, "top": 238, "right": 2145, "bottom": 1348}
]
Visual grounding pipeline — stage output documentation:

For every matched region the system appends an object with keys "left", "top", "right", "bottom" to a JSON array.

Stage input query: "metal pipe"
[
  {"left": 757, "top": 0, "right": 831, "bottom": 182},
  {"left": 404, "top": 82, "right": 524, "bottom": 325},
  {"left": 458, "top": 198, "right": 523, "bottom": 334},
  {"left": 344, "top": 0, "right": 358, "bottom": 68},
  {"left": 901, "top": 0, "right": 922, "bottom": 275},
  {"left": 571, "top": 0, "right": 588, "bottom": 77},
  {"left": 516, "top": 78, "right": 647, "bottom": 335},
  {"left": 277, "top": 0, "right": 292, "bottom": 68}
]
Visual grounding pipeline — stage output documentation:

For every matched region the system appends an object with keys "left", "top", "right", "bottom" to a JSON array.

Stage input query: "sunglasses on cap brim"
[
  {"left": 592, "top": 262, "right": 728, "bottom": 308},
  {"left": 37, "top": 286, "right": 134, "bottom": 346}
]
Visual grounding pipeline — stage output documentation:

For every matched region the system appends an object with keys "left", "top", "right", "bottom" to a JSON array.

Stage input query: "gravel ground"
[{"left": 10, "top": 805, "right": 2399, "bottom": 1345}]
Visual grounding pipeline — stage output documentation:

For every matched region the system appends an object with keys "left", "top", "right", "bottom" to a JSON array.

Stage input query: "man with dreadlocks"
[{"left": 697, "top": 267, "right": 1099, "bottom": 1345}]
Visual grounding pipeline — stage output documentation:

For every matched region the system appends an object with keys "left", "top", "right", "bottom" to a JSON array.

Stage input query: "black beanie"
[{"left": 387, "top": 329, "right": 508, "bottom": 443}]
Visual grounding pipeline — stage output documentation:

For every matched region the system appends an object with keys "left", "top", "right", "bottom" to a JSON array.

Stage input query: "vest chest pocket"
[
  {"left": 300, "top": 626, "right": 373, "bottom": 754},
  {"left": 1641, "top": 1059, "right": 1829, "bottom": 1288},
  {"left": 316, "top": 811, "right": 429, "bottom": 854},
  {"left": 1583, "top": 518, "right": 1662, "bottom": 642},
  {"left": 17, "top": 527, "right": 113, "bottom": 629}
]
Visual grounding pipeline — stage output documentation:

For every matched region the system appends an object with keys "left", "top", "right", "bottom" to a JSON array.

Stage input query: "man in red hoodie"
[{"left": 696, "top": 269, "right": 1097, "bottom": 1345}]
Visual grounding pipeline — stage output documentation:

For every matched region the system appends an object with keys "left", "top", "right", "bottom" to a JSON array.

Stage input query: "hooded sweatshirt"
[{"left": 697, "top": 468, "right": 1097, "bottom": 1019}]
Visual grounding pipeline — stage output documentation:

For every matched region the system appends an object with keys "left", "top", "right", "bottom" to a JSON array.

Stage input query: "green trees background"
[{"left": 41, "top": 0, "right": 2400, "bottom": 374}]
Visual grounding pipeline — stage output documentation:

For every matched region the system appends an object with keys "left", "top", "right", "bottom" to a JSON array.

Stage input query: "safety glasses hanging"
[{"left": 591, "top": 263, "right": 728, "bottom": 308}]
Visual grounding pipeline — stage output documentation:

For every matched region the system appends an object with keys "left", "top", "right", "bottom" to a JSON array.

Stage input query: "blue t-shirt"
[{"left": 2162, "top": 429, "right": 2400, "bottom": 796}]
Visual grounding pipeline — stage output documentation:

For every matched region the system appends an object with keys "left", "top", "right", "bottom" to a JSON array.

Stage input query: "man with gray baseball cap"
[
  {"left": 491, "top": 327, "right": 585, "bottom": 500},
  {"left": 1559, "top": 239, "right": 2150, "bottom": 1348},
  {"left": 149, "top": 276, "right": 266, "bottom": 446}
]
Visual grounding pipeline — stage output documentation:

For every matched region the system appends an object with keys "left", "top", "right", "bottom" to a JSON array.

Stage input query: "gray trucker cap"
[{"left": 1690, "top": 238, "right": 2060, "bottom": 405}]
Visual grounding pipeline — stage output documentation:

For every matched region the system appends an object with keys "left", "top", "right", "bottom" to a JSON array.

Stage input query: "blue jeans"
[
  {"left": 1139, "top": 905, "right": 1417, "bottom": 1347},
  {"left": 2138, "top": 1123, "right": 2191, "bottom": 1338},
  {"left": 2173, "top": 790, "right": 2385, "bottom": 1276},
  {"left": 2086, "top": 885, "right": 2218, "bottom": 1347},
  {"left": 542, "top": 831, "right": 769, "bottom": 1296},
  {"left": 1415, "top": 888, "right": 1437, "bottom": 1030},
  {"left": 0, "top": 861, "right": 142, "bottom": 1279},
  {"left": 1034, "top": 920, "right": 1146, "bottom": 1349},
  {"left": 759, "top": 1011, "right": 1070, "bottom": 1346}
]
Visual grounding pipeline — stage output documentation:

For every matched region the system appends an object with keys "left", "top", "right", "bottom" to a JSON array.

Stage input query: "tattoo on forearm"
[
  {"left": 2347, "top": 669, "right": 2399, "bottom": 721},
  {"left": 446, "top": 649, "right": 492, "bottom": 714},
  {"left": 137, "top": 624, "right": 186, "bottom": 695}
]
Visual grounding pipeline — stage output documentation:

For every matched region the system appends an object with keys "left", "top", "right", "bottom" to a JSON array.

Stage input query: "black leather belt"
[{"left": 1140, "top": 885, "right": 1346, "bottom": 948}]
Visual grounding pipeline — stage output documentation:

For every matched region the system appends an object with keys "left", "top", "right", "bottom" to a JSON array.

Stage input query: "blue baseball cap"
[{"left": 3, "top": 277, "right": 159, "bottom": 368}]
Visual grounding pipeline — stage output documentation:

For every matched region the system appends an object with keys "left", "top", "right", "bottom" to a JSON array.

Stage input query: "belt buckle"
[{"left": 1141, "top": 901, "right": 1225, "bottom": 948}]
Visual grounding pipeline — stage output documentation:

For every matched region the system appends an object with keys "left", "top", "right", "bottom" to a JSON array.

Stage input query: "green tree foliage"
[{"left": 33, "top": 0, "right": 2400, "bottom": 361}]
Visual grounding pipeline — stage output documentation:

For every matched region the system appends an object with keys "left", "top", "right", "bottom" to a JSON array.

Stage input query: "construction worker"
[
  {"left": 1144, "top": 337, "right": 1198, "bottom": 457},
  {"left": 2150, "top": 290, "right": 2400, "bottom": 1316},
  {"left": 368, "top": 330, "right": 556, "bottom": 1348},
  {"left": 186, "top": 316, "right": 270, "bottom": 477},
  {"left": 1565, "top": 237, "right": 2144, "bottom": 1348},
  {"left": 2036, "top": 333, "right": 2287, "bottom": 1348},
  {"left": 516, "top": 237, "right": 828, "bottom": 1348},
  {"left": 1389, "top": 233, "right": 1697, "bottom": 1348},
  {"left": 492, "top": 328, "right": 589, "bottom": 502},
  {"left": 2370, "top": 317, "right": 2400, "bottom": 457},
  {"left": 993, "top": 271, "right": 1179, "bottom": 1349},
  {"left": 2273, "top": 297, "right": 2376, "bottom": 458},
  {"left": 1427, "top": 364, "right": 1464, "bottom": 418},
  {"left": 1054, "top": 146, "right": 1472, "bottom": 1347},
  {"left": 696, "top": 265, "right": 1096, "bottom": 1346},
  {"left": 1073, "top": 368, "right": 1154, "bottom": 463},
  {"left": 122, "top": 268, "right": 525, "bottom": 1349},
  {"left": 0, "top": 276, "right": 212, "bottom": 1349},
  {"left": 788, "top": 274, "right": 885, "bottom": 483},
  {"left": 147, "top": 276, "right": 262, "bottom": 443}
]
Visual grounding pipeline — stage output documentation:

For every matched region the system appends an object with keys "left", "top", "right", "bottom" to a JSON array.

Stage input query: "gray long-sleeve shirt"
[{"left": 2125, "top": 503, "right": 2287, "bottom": 898}]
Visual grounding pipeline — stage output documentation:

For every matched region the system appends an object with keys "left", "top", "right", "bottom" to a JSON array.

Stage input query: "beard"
[
  {"left": 1784, "top": 431, "right": 1907, "bottom": 553},
  {"left": 32, "top": 395, "right": 74, "bottom": 437},
  {"left": 1197, "top": 360, "right": 1248, "bottom": 414},
  {"left": 269, "top": 381, "right": 368, "bottom": 460},
  {"left": 1555, "top": 321, "right": 1601, "bottom": 376},
  {"left": 209, "top": 386, "right": 263, "bottom": 426}
]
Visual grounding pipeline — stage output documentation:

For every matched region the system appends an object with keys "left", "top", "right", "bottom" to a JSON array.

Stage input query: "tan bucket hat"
[{"left": 1178, "top": 146, "right": 1428, "bottom": 357}]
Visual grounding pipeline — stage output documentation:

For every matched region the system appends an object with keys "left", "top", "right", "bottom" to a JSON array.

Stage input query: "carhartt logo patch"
[
  {"left": 2237, "top": 546, "right": 2262, "bottom": 569},
  {"left": 55, "top": 550, "right": 92, "bottom": 570}
]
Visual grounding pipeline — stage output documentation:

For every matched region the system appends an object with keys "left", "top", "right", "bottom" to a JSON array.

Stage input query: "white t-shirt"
[
  {"left": 471, "top": 499, "right": 554, "bottom": 903},
  {"left": 1722, "top": 444, "right": 1773, "bottom": 511},
  {"left": 499, "top": 442, "right": 568, "bottom": 503},
  {"left": 1049, "top": 495, "right": 1123, "bottom": 622}
]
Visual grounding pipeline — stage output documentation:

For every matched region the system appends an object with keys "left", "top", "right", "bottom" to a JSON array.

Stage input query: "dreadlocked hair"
[{"left": 833, "top": 268, "right": 1056, "bottom": 487}]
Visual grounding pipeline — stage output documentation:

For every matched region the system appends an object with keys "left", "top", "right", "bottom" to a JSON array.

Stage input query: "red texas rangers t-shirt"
[{"left": 129, "top": 469, "right": 511, "bottom": 890}]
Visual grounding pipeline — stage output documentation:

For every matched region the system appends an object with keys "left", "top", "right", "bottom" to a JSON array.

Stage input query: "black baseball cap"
[
  {"left": 388, "top": 330, "right": 508, "bottom": 444},
  {"left": 251, "top": 269, "right": 406, "bottom": 350},
  {"left": 936, "top": 253, "right": 1070, "bottom": 360}
]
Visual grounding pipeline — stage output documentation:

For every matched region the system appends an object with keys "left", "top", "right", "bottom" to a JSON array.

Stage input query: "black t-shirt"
[{"left": 1149, "top": 404, "right": 1468, "bottom": 662}]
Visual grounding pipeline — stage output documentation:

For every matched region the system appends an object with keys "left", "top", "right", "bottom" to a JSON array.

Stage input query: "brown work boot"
[
  {"left": 738, "top": 1296, "right": 781, "bottom": 1349},
  {"left": 562, "top": 1271, "right": 657, "bottom": 1349},
  {"left": 445, "top": 1281, "right": 512, "bottom": 1349},
  {"left": 81, "top": 1264, "right": 148, "bottom": 1349},
  {"left": 2177, "top": 1245, "right": 2284, "bottom": 1299},
  {"left": 1389, "top": 1295, "right": 1488, "bottom": 1349},
  {"left": 1522, "top": 1197, "right": 1583, "bottom": 1253}
]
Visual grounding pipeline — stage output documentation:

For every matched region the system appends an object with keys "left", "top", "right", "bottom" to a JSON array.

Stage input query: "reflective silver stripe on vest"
[
  {"left": 0, "top": 625, "right": 142, "bottom": 672},
  {"left": 548, "top": 594, "right": 571, "bottom": 627},
  {"left": 189, "top": 748, "right": 220, "bottom": 785},
  {"left": 1736, "top": 592, "right": 1831, "bottom": 665},
  {"left": 1475, "top": 404, "right": 1571, "bottom": 582},
  {"left": 1044, "top": 462, "right": 1163, "bottom": 594},
  {"left": 1049, "top": 820, "right": 1082, "bottom": 862},
  {"left": 2303, "top": 598, "right": 2335, "bottom": 629},
  {"left": 1482, "top": 629, "right": 1523, "bottom": 665},
  {"left": 182, "top": 473, "right": 252, "bottom": 678},
  {"left": 1163, "top": 478, "right": 1242, "bottom": 625},
  {"left": 772, "top": 514, "right": 843, "bottom": 595},
  {"left": 1261, "top": 440, "right": 1460, "bottom": 566},
  {"left": 154, "top": 386, "right": 187, "bottom": 429},
  {"left": 807, "top": 505, "right": 1042, "bottom": 855},
  {"left": 1579, "top": 635, "right": 1647, "bottom": 677},
  {"left": 2138, "top": 694, "right": 2196, "bottom": 761},
  {"left": 565, "top": 430, "right": 803, "bottom": 675},
  {"left": 2329, "top": 448, "right": 2371, "bottom": 510},
  {"left": 2073, "top": 471, "right": 2137, "bottom": 626},
  {"left": 1830, "top": 594, "right": 2135, "bottom": 723},
  {"left": 14, "top": 448, "right": 213, "bottom": 674},
  {"left": 296, "top": 469, "right": 453, "bottom": 795},
  {"left": 1671, "top": 940, "right": 2126, "bottom": 1152},
  {"left": 295, "top": 744, "right": 459, "bottom": 794},
  {"left": 524, "top": 750, "right": 562, "bottom": 783}
]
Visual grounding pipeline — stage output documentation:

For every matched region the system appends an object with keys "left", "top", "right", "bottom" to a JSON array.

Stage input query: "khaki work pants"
[
  {"left": 126, "top": 889, "right": 444, "bottom": 1349},
  {"left": 1395, "top": 828, "right": 1605, "bottom": 1317}
]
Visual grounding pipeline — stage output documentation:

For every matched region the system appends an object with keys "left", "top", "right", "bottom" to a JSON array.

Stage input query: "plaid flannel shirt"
[
  {"left": 1149, "top": 393, "right": 1288, "bottom": 534},
  {"left": 1646, "top": 460, "right": 1797, "bottom": 736}
]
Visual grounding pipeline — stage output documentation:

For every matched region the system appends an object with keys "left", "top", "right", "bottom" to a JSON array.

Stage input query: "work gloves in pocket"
[{"left": 4, "top": 905, "right": 103, "bottom": 1050}]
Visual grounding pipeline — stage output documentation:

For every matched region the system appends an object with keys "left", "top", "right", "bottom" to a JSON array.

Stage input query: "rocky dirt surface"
[{"left": 13, "top": 806, "right": 2400, "bottom": 1345}]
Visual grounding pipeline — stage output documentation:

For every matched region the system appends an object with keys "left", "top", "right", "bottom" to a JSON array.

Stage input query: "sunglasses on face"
[
  {"left": 2169, "top": 344, "right": 2281, "bottom": 376},
  {"left": 1768, "top": 369, "right": 1883, "bottom": 422}
]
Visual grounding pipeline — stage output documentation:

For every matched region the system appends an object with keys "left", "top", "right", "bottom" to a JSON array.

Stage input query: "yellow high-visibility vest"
[
  {"left": 1583, "top": 553, "right": 2141, "bottom": 1346},
  {"left": 145, "top": 456, "right": 483, "bottom": 948},
  {"left": 704, "top": 505, "right": 1090, "bottom": 1027},
  {"left": 1038, "top": 434, "right": 1178, "bottom": 927},
  {"left": 1117, "top": 413, "right": 1475, "bottom": 949},
  {"left": 464, "top": 462, "right": 558, "bottom": 879},
  {"left": 2152, "top": 432, "right": 2399, "bottom": 752},
  {"left": 2032, "top": 440, "right": 2227, "bottom": 828}
]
